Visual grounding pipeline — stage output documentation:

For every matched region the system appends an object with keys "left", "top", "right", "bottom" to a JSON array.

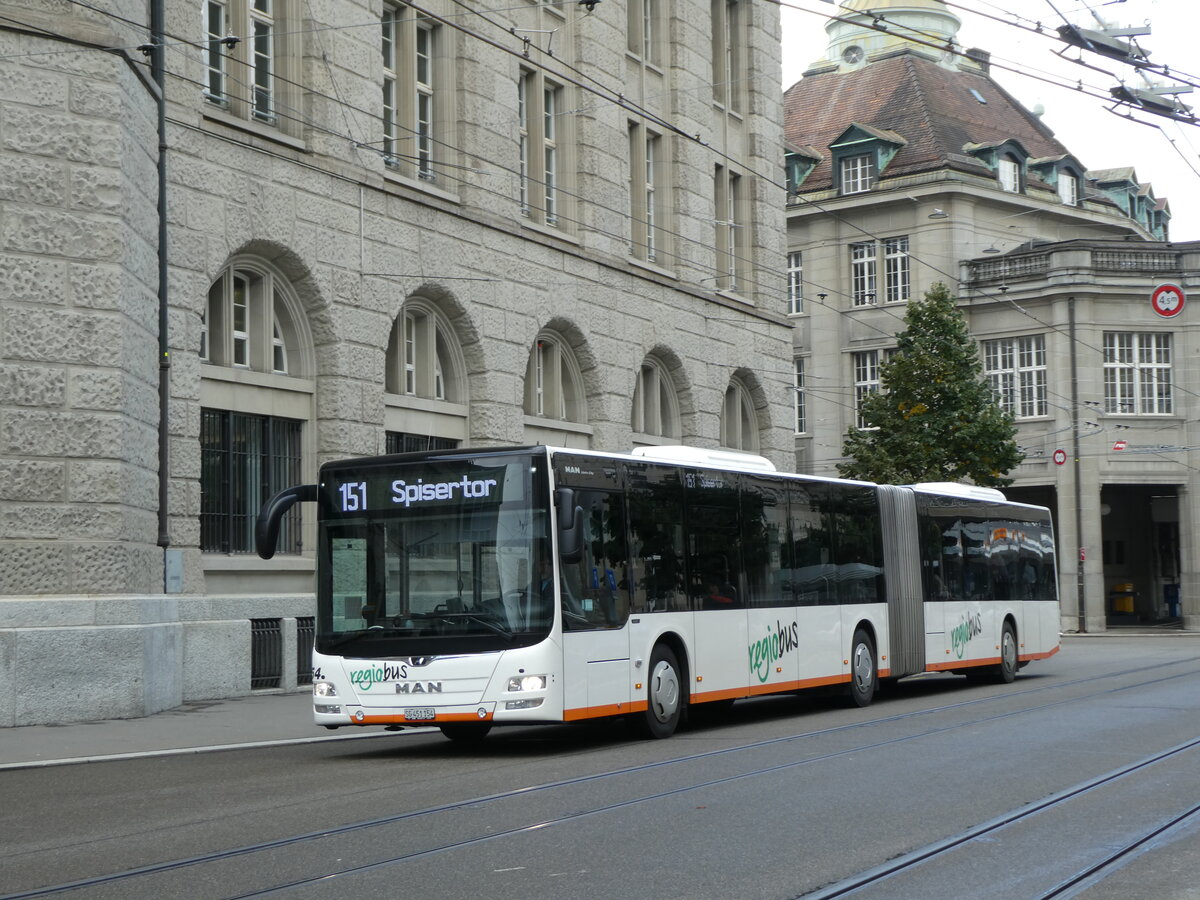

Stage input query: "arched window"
[
  {"left": 203, "top": 263, "right": 307, "bottom": 375},
  {"left": 632, "top": 356, "right": 680, "bottom": 442},
  {"left": 720, "top": 377, "right": 759, "bottom": 452},
  {"left": 200, "top": 260, "right": 314, "bottom": 558},
  {"left": 384, "top": 297, "right": 467, "bottom": 451},
  {"left": 524, "top": 332, "right": 585, "bottom": 423},
  {"left": 385, "top": 299, "right": 462, "bottom": 401}
]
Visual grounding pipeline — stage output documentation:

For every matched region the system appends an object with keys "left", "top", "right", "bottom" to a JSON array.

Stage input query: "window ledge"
[
  {"left": 203, "top": 554, "right": 315, "bottom": 572},
  {"left": 382, "top": 168, "right": 461, "bottom": 204},
  {"left": 627, "top": 256, "right": 677, "bottom": 280},
  {"left": 201, "top": 365, "right": 315, "bottom": 395},
  {"left": 384, "top": 393, "right": 469, "bottom": 417},
  {"left": 523, "top": 415, "right": 593, "bottom": 435},
  {"left": 521, "top": 219, "right": 579, "bottom": 246},
  {"left": 201, "top": 105, "right": 307, "bottom": 153}
]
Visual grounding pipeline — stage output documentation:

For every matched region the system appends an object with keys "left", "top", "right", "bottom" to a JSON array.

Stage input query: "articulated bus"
[{"left": 256, "top": 445, "right": 1060, "bottom": 740}]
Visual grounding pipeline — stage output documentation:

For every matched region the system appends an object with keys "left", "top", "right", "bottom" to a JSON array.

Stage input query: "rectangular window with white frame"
[
  {"left": 883, "top": 236, "right": 910, "bottom": 303},
  {"left": 518, "top": 68, "right": 566, "bottom": 228},
  {"left": 840, "top": 154, "right": 875, "bottom": 194},
  {"left": 983, "top": 335, "right": 1046, "bottom": 418},
  {"left": 627, "top": 0, "right": 661, "bottom": 65},
  {"left": 381, "top": 3, "right": 442, "bottom": 181},
  {"left": 853, "top": 349, "right": 880, "bottom": 429},
  {"left": 850, "top": 241, "right": 876, "bottom": 306},
  {"left": 628, "top": 122, "right": 664, "bottom": 263},
  {"left": 201, "top": 0, "right": 295, "bottom": 132},
  {"left": 714, "top": 165, "right": 744, "bottom": 292},
  {"left": 794, "top": 357, "right": 806, "bottom": 433},
  {"left": 711, "top": 0, "right": 742, "bottom": 112},
  {"left": 1104, "top": 332, "right": 1172, "bottom": 415},
  {"left": 787, "top": 251, "right": 803, "bottom": 314}
]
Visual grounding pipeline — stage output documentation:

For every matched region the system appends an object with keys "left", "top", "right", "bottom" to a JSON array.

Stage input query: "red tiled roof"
[{"left": 783, "top": 51, "right": 1075, "bottom": 192}]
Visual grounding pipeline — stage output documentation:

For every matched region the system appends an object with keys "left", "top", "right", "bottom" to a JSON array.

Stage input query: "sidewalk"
[
  {"left": 4, "top": 631, "right": 1196, "bottom": 771},
  {"left": 0, "top": 691, "right": 399, "bottom": 771}
]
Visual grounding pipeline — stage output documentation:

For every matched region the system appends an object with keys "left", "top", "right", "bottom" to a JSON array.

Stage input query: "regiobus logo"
[{"left": 391, "top": 475, "right": 499, "bottom": 507}]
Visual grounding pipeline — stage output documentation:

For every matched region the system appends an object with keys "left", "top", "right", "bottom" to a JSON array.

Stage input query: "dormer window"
[
  {"left": 841, "top": 154, "right": 875, "bottom": 194},
  {"left": 966, "top": 140, "right": 1030, "bottom": 195},
  {"left": 999, "top": 155, "right": 1021, "bottom": 193},
  {"left": 1058, "top": 172, "right": 1079, "bottom": 206},
  {"left": 784, "top": 144, "right": 821, "bottom": 199},
  {"left": 830, "top": 124, "right": 906, "bottom": 197}
]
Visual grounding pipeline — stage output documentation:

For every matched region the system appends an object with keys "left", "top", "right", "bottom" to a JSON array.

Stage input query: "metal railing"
[
  {"left": 296, "top": 616, "right": 315, "bottom": 685},
  {"left": 250, "top": 618, "right": 282, "bottom": 689}
]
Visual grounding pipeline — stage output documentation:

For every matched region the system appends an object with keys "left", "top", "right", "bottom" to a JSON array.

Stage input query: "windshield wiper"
[{"left": 411, "top": 611, "right": 513, "bottom": 640}]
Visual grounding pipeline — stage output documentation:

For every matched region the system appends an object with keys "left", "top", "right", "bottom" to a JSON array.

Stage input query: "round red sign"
[
  {"left": 1053, "top": 449, "right": 1067, "bottom": 466},
  {"left": 1151, "top": 283, "right": 1185, "bottom": 318}
]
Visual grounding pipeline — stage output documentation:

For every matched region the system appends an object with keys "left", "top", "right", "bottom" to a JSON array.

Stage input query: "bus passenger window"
[{"left": 560, "top": 490, "right": 630, "bottom": 630}]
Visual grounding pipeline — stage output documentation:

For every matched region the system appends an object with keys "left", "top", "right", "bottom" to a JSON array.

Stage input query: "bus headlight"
[
  {"left": 507, "top": 674, "right": 547, "bottom": 692},
  {"left": 313, "top": 681, "right": 338, "bottom": 697}
]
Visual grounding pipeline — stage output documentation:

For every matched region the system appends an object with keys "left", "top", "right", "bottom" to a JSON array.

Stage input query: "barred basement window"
[
  {"left": 386, "top": 432, "right": 459, "bottom": 454},
  {"left": 201, "top": 409, "right": 302, "bottom": 554}
]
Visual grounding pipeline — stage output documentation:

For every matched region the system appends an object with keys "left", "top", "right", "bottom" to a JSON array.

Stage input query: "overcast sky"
[{"left": 779, "top": 0, "right": 1199, "bottom": 241}]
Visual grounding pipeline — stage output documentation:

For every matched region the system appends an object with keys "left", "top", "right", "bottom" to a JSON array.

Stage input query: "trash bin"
[{"left": 1164, "top": 584, "right": 1181, "bottom": 618}]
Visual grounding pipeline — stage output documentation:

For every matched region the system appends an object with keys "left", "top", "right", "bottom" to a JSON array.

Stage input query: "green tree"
[{"left": 838, "top": 282, "right": 1023, "bottom": 487}]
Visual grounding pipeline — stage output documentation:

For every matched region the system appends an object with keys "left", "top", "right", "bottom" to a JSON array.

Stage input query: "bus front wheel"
[
  {"left": 637, "top": 644, "right": 683, "bottom": 739},
  {"left": 847, "top": 629, "right": 877, "bottom": 708}
]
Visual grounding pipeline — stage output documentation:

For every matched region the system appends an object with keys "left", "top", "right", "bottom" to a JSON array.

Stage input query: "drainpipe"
[
  {"left": 151, "top": 0, "right": 171, "bottom": 565},
  {"left": 1069, "top": 296, "right": 1086, "bottom": 632}
]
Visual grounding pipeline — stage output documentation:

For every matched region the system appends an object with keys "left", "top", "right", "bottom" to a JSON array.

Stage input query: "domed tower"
[{"left": 814, "top": 0, "right": 967, "bottom": 73}]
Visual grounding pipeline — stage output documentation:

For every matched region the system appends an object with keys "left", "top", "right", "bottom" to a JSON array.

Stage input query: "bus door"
[
  {"left": 684, "top": 469, "right": 748, "bottom": 700},
  {"left": 557, "top": 486, "right": 632, "bottom": 720}
]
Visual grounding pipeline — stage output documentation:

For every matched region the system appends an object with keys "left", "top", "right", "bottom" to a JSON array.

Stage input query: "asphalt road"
[{"left": 3, "top": 635, "right": 1200, "bottom": 899}]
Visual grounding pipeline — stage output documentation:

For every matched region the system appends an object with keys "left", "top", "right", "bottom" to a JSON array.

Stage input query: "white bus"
[{"left": 256, "top": 445, "right": 1060, "bottom": 740}]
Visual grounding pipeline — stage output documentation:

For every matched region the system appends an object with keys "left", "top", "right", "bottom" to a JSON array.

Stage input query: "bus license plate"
[{"left": 403, "top": 708, "right": 436, "bottom": 721}]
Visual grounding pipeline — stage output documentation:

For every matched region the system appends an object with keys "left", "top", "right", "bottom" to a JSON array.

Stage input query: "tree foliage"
[{"left": 837, "top": 282, "right": 1023, "bottom": 487}]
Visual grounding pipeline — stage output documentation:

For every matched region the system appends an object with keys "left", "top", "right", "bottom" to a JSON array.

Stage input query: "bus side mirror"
[
  {"left": 556, "top": 488, "right": 584, "bottom": 564},
  {"left": 256, "top": 484, "right": 318, "bottom": 559}
]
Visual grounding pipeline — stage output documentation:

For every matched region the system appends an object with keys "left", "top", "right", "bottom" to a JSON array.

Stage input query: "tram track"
[
  {"left": 5, "top": 656, "right": 1199, "bottom": 900},
  {"left": 797, "top": 736, "right": 1200, "bottom": 899}
]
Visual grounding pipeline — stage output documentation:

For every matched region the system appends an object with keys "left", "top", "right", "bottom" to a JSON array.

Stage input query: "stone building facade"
[
  {"left": 0, "top": 0, "right": 789, "bottom": 725},
  {"left": 784, "top": 0, "right": 1198, "bottom": 633}
]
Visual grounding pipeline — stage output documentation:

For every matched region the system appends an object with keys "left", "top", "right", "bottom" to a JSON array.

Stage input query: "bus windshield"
[{"left": 317, "top": 453, "right": 552, "bottom": 657}]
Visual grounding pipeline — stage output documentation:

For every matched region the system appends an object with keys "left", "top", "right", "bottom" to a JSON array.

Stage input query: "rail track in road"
[
  {"left": 799, "top": 736, "right": 1200, "bottom": 900},
  {"left": 4, "top": 655, "right": 1199, "bottom": 900}
]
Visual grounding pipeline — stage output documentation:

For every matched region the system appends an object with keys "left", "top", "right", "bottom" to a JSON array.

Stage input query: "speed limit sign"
[
  {"left": 1151, "top": 283, "right": 1185, "bottom": 318},
  {"left": 1053, "top": 449, "right": 1067, "bottom": 466}
]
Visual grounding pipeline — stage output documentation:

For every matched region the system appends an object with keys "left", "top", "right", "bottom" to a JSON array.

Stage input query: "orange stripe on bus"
[
  {"left": 926, "top": 657, "right": 1000, "bottom": 672},
  {"left": 1020, "top": 645, "right": 1060, "bottom": 662},
  {"left": 564, "top": 702, "right": 642, "bottom": 721}
]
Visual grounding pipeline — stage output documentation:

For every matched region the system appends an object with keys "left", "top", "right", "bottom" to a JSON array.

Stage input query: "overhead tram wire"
[{"left": 36, "top": 1, "right": 1200, "bottom": 431}]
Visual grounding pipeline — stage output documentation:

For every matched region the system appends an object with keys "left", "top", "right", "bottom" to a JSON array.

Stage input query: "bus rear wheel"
[
  {"left": 440, "top": 724, "right": 492, "bottom": 742},
  {"left": 636, "top": 644, "right": 683, "bottom": 739},
  {"left": 847, "top": 629, "right": 877, "bottom": 708},
  {"left": 996, "top": 622, "right": 1018, "bottom": 684}
]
